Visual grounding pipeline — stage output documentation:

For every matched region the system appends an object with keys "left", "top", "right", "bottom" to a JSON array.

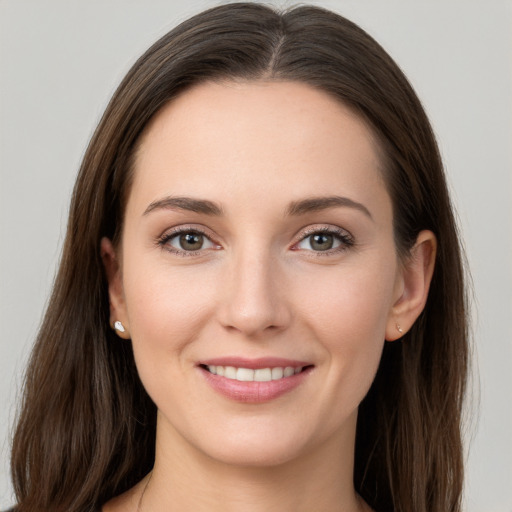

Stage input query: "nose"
[{"left": 217, "top": 248, "right": 291, "bottom": 338}]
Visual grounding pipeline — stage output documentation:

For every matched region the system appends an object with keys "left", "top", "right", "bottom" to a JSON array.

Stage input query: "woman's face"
[{"left": 106, "top": 80, "right": 409, "bottom": 467}]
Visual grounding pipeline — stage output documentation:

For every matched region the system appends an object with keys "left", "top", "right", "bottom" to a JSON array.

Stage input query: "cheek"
[
  {"left": 120, "top": 259, "right": 222, "bottom": 420},
  {"left": 122, "top": 258, "right": 218, "bottom": 364},
  {"left": 295, "top": 257, "right": 397, "bottom": 389},
  {"left": 299, "top": 258, "right": 397, "bottom": 338}
]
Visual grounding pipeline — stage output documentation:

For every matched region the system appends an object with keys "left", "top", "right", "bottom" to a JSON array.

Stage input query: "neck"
[{"left": 140, "top": 412, "right": 367, "bottom": 512}]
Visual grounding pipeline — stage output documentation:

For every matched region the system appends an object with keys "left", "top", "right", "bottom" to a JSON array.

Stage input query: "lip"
[{"left": 197, "top": 357, "right": 314, "bottom": 403}]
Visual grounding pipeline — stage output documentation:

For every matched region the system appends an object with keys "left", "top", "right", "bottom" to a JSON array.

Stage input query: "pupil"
[
  {"left": 180, "top": 233, "right": 203, "bottom": 250},
  {"left": 311, "top": 234, "right": 333, "bottom": 251}
]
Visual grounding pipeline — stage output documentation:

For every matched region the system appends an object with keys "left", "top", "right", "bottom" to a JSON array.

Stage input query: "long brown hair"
[{"left": 11, "top": 4, "right": 469, "bottom": 511}]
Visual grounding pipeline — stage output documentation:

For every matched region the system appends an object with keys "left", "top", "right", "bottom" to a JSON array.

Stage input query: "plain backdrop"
[{"left": 1, "top": 1, "right": 511, "bottom": 510}]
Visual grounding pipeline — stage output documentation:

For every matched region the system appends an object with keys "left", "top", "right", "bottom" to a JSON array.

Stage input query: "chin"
[
  {"left": 203, "top": 437, "right": 309, "bottom": 468},
  {"left": 188, "top": 416, "right": 335, "bottom": 470}
]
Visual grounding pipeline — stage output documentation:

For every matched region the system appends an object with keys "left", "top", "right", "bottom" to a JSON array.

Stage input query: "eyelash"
[
  {"left": 156, "top": 226, "right": 218, "bottom": 257},
  {"left": 291, "top": 226, "right": 355, "bottom": 256},
  {"left": 156, "top": 225, "right": 354, "bottom": 257}
]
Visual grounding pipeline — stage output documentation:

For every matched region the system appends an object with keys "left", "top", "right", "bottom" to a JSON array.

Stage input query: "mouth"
[{"left": 197, "top": 358, "right": 314, "bottom": 403}]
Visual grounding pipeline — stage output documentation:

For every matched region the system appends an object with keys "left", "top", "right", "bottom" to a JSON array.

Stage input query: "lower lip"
[{"left": 200, "top": 367, "right": 313, "bottom": 403}]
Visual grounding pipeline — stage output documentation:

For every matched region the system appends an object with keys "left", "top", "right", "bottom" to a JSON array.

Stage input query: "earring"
[
  {"left": 396, "top": 323, "right": 403, "bottom": 334},
  {"left": 114, "top": 320, "right": 126, "bottom": 333}
]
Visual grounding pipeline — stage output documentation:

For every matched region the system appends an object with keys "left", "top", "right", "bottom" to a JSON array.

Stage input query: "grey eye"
[
  {"left": 297, "top": 233, "right": 341, "bottom": 251},
  {"left": 310, "top": 234, "right": 334, "bottom": 251},
  {"left": 169, "top": 231, "right": 215, "bottom": 251}
]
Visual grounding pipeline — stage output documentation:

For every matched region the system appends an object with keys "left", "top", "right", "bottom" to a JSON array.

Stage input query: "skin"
[{"left": 102, "top": 80, "right": 436, "bottom": 512}]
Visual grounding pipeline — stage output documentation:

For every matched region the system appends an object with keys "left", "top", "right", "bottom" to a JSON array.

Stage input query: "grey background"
[{"left": 1, "top": 0, "right": 511, "bottom": 510}]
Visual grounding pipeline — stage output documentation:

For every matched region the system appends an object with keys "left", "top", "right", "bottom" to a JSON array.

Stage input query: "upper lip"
[{"left": 198, "top": 357, "right": 313, "bottom": 369}]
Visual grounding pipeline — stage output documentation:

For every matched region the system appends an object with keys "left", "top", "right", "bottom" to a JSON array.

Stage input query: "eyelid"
[
  {"left": 291, "top": 224, "right": 355, "bottom": 254},
  {"left": 155, "top": 223, "right": 354, "bottom": 257},
  {"left": 156, "top": 224, "right": 222, "bottom": 256}
]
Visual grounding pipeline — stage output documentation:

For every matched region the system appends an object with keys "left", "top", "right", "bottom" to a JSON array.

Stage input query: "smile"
[
  {"left": 205, "top": 365, "right": 304, "bottom": 382},
  {"left": 198, "top": 358, "right": 313, "bottom": 403}
]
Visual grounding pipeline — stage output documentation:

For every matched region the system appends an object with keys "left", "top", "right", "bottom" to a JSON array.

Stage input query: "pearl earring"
[
  {"left": 114, "top": 321, "right": 126, "bottom": 333},
  {"left": 396, "top": 324, "right": 403, "bottom": 334}
]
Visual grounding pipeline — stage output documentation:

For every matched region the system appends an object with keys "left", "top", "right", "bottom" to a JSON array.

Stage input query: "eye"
[
  {"left": 294, "top": 228, "right": 354, "bottom": 253},
  {"left": 298, "top": 233, "right": 339, "bottom": 251},
  {"left": 159, "top": 228, "right": 219, "bottom": 254}
]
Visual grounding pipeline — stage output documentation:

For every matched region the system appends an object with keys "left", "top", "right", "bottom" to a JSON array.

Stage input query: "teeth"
[
  {"left": 224, "top": 366, "right": 237, "bottom": 379},
  {"left": 206, "top": 365, "right": 304, "bottom": 382},
  {"left": 271, "top": 367, "right": 283, "bottom": 380},
  {"left": 283, "top": 367, "right": 295, "bottom": 377},
  {"left": 254, "top": 368, "right": 272, "bottom": 382},
  {"left": 236, "top": 368, "right": 254, "bottom": 381}
]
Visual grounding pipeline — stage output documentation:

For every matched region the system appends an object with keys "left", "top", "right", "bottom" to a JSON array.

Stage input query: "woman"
[{"left": 9, "top": 3, "right": 469, "bottom": 512}]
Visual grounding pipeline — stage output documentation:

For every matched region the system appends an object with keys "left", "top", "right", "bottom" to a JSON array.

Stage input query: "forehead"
[{"left": 129, "top": 80, "right": 388, "bottom": 215}]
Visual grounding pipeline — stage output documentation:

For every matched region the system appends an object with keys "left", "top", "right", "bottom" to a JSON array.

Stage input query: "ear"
[
  {"left": 385, "top": 230, "right": 437, "bottom": 341},
  {"left": 101, "top": 237, "right": 130, "bottom": 339}
]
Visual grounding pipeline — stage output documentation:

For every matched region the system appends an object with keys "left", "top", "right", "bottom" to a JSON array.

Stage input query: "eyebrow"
[
  {"left": 143, "top": 196, "right": 223, "bottom": 216},
  {"left": 143, "top": 194, "right": 372, "bottom": 220},
  {"left": 286, "top": 195, "right": 373, "bottom": 220}
]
